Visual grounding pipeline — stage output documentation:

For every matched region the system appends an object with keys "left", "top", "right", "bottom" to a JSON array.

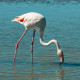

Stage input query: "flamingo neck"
[{"left": 40, "top": 37, "right": 60, "bottom": 50}]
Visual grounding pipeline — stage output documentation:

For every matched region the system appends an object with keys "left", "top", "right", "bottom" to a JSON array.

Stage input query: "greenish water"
[{"left": 0, "top": 1, "right": 80, "bottom": 80}]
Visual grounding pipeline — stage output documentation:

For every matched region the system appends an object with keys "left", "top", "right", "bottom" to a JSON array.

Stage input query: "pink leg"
[
  {"left": 13, "top": 29, "right": 27, "bottom": 63},
  {"left": 30, "top": 30, "right": 35, "bottom": 64}
]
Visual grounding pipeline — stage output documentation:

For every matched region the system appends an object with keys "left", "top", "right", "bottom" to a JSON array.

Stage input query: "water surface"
[{"left": 0, "top": 0, "right": 80, "bottom": 80}]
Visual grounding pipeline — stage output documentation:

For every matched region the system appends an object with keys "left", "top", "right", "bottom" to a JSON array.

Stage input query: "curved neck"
[{"left": 40, "top": 35, "right": 60, "bottom": 50}]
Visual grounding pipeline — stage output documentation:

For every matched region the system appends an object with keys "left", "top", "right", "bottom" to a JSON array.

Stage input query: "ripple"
[{"left": 0, "top": 0, "right": 79, "bottom": 5}]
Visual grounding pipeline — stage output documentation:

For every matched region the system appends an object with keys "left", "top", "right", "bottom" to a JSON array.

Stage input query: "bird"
[{"left": 11, "top": 12, "right": 64, "bottom": 64}]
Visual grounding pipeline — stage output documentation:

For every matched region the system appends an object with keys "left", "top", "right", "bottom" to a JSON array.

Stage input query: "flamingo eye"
[{"left": 20, "top": 18, "right": 24, "bottom": 22}]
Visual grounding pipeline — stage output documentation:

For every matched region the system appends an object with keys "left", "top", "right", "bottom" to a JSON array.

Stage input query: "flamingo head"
[
  {"left": 11, "top": 16, "right": 24, "bottom": 24},
  {"left": 57, "top": 49, "right": 64, "bottom": 64}
]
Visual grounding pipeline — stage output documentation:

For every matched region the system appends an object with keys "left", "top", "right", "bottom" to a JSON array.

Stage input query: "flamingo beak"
[
  {"left": 11, "top": 19, "right": 15, "bottom": 22},
  {"left": 60, "top": 54, "right": 64, "bottom": 65},
  {"left": 11, "top": 17, "right": 19, "bottom": 22},
  {"left": 11, "top": 18, "right": 17, "bottom": 22}
]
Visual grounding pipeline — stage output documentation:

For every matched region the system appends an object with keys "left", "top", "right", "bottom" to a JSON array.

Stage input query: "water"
[{"left": 0, "top": 0, "right": 80, "bottom": 80}]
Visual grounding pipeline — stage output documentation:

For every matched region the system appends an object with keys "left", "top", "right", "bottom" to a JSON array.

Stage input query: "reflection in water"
[
  {"left": 13, "top": 63, "right": 16, "bottom": 73},
  {"left": 13, "top": 63, "right": 16, "bottom": 79},
  {"left": 13, "top": 63, "right": 33, "bottom": 80},
  {"left": 0, "top": 0, "right": 80, "bottom": 4},
  {"left": 30, "top": 65, "right": 33, "bottom": 80},
  {"left": 13, "top": 63, "right": 64, "bottom": 80},
  {"left": 56, "top": 67, "right": 64, "bottom": 80}
]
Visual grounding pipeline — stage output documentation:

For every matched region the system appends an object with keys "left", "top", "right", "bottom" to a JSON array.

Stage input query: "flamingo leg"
[
  {"left": 13, "top": 29, "right": 28, "bottom": 63},
  {"left": 30, "top": 30, "right": 36, "bottom": 64}
]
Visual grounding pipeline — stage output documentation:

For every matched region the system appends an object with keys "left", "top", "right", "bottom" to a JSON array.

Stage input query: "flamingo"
[{"left": 11, "top": 12, "right": 64, "bottom": 64}]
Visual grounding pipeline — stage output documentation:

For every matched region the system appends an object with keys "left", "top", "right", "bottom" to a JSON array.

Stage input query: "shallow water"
[{"left": 0, "top": 0, "right": 80, "bottom": 80}]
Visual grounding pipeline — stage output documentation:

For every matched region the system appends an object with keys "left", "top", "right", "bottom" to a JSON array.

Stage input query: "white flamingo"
[{"left": 11, "top": 12, "right": 64, "bottom": 64}]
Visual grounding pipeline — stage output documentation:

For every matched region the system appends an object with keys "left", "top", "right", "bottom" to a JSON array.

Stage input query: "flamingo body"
[
  {"left": 12, "top": 12, "right": 64, "bottom": 64},
  {"left": 14, "top": 12, "right": 46, "bottom": 33}
]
